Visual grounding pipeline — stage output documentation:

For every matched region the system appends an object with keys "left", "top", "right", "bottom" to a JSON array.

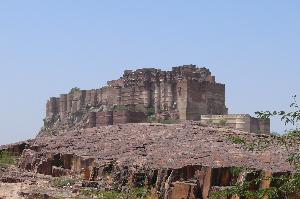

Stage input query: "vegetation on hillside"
[
  {"left": 51, "top": 177, "right": 76, "bottom": 188},
  {"left": 0, "top": 151, "right": 17, "bottom": 166},
  {"left": 76, "top": 187, "right": 150, "bottom": 199}
]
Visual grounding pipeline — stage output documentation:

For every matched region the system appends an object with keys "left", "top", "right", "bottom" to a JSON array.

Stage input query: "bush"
[
  {"left": 69, "top": 87, "right": 80, "bottom": 94},
  {"left": 128, "top": 187, "right": 150, "bottom": 198},
  {"left": 218, "top": 119, "right": 227, "bottom": 126},
  {"left": 0, "top": 151, "right": 17, "bottom": 166},
  {"left": 146, "top": 115, "right": 157, "bottom": 123},
  {"left": 113, "top": 104, "right": 128, "bottom": 111},
  {"left": 51, "top": 178, "right": 76, "bottom": 188},
  {"left": 79, "top": 187, "right": 150, "bottom": 199},
  {"left": 53, "top": 196, "right": 65, "bottom": 199},
  {"left": 159, "top": 119, "right": 179, "bottom": 124},
  {"left": 146, "top": 106, "right": 155, "bottom": 116}
]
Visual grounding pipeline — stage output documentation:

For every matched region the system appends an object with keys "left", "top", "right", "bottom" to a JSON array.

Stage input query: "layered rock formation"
[{"left": 1, "top": 122, "right": 298, "bottom": 198}]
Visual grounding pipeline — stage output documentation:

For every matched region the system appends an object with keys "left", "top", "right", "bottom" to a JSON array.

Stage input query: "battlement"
[{"left": 120, "top": 65, "right": 215, "bottom": 86}]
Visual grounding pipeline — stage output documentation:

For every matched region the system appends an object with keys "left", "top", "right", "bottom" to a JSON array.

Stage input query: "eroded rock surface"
[
  {"left": 1, "top": 122, "right": 298, "bottom": 198},
  {"left": 27, "top": 122, "right": 294, "bottom": 172}
]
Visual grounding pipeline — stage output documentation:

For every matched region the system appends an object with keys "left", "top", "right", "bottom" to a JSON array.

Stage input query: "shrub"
[
  {"left": 135, "top": 104, "right": 146, "bottom": 112},
  {"left": 0, "top": 151, "right": 17, "bottom": 166},
  {"left": 146, "top": 115, "right": 157, "bottom": 123},
  {"left": 69, "top": 87, "right": 80, "bottom": 94},
  {"left": 113, "top": 104, "right": 128, "bottom": 111},
  {"left": 53, "top": 196, "right": 65, "bottom": 199},
  {"left": 218, "top": 119, "right": 227, "bottom": 126},
  {"left": 79, "top": 187, "right": 150, "bottom": 199},
  {"left": 146, "top": 106, "right": 155, "bottom": 116},
  {"left": 128, "top": 187, "right": 150, "bottom": 198},
  {"left": 51, "top": 177, "right": 76, "bottom": 188},
  {"left": 159, "top": 119, "right": 179, "bottom": 124},
  {"left": 206, "top": 119, "right": 213, "bottom": 125}
]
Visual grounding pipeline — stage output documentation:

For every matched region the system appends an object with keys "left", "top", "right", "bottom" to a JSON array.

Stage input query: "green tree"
[{"left": 69, "top": 87, "right": 80, "bottom": 94}]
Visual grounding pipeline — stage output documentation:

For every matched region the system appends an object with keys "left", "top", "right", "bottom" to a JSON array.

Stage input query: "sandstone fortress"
[
  {"left": 1, "top": 65, "right": 292, "bottom": 199},
  {"left": 44, "top": 64, "right": 270, "bottom": 134}
]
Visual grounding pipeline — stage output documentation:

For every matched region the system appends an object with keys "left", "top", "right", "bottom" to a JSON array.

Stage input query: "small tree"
[
  {"left": 69, "top": 87, "right": 80, "bottom": 94},
  {"left": 218, "top": 119, "right": 227, "bottom": 126}
]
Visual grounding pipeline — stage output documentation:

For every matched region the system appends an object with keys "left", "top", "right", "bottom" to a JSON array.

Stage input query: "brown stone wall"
[
  {"left": 97, "top": 87, "right": 121, "bottom": 106},
  {"left": 59, "top": 94, "right": 67, "bottom": 119},
  {"left": 120, "top": 86, "right": 146, "bottom": 106},
  {"left": 71, "top": 90, "right": 86, "bottom": 113},
  {"left": 44, "top": 66, "right": 227, "bottom": 126},
  {"left": 113, "top": 110, "right": 146, "bottom": 124},
  {"left": 204, "top": 83, "right": 226, "bottom": 115},
  {"left": 96, "top": 111, "right": 113, "bottom": 126},
  {"left": 258, "top": 118, "right": 270, "bottom": 134},
  {"left": 250, "top": 117, "right": 270, "bottom": 134},
  {"left": 88, "top": 112, "right": 96, "bottom": 128},
  {"left": 201, "top": 115, "right": 270, "bottom": 134},
  {"left": 154, "top": 82, "right": 161, "bottom": 114},
  {"left": 187, "top": 81, "right": 226, "bottom": 120},
  {"left": 90, "top": 89, "right": 98, "bottom": 107},
  {"left": 46, "top": 97, "right": 59, "bottom": 117},
  {"left": 162, "top": 81, "right": 174, "bottom": 110},
  {"left": 175, "top": 80, "right": 188, "bottom": 120},
  {"left": 107, "top": 87, "right": 121, "bottom": 106},
  {"left": 113, "top": 111, "right": 130, "bottom": 124},
  {"left": 66, "top": 93, "right": 73, "bottom": 113},
  {"left": 97, "top": 88, "right": 107, "bottom": 106},
  {"left": 152, "top": 72, "right": 177, "bottom": 116},
  {"left": 85, "top": 89, "right": 97, "bottom": 107}
]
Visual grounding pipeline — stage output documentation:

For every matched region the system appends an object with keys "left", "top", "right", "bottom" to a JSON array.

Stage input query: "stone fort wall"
[
  {"left": 200, "top": 114, "right": 270, "bottom": 134},
  {"left": 88, "top": 110, "right": 147, "bottom": 127},
  {"left": 45, "top": 65, "right": 227, "bottom": 123}
]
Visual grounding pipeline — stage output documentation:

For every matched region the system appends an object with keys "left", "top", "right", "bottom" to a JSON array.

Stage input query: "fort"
[
  {"left": 0, "top": 65, "right": 294, "bottom": 199},
  {"left": 44, "top": 64, "right": 270, "bottom": 134}
]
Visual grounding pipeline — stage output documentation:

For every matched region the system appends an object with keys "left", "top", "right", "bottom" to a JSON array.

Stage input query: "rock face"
[
  {"left": 31, "top": 122, "right": 293, "bottom": 172},
  {"left": 1, "top": 122, "right": 298, "bottom": 198},
  {"left": 41, "top": 65, "right": 227, "bottom": 136}
]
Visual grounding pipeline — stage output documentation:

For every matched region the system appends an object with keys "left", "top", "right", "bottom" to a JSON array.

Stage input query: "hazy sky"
[{"left": 0, "top": 1, "right": 299, "bottom": 145}]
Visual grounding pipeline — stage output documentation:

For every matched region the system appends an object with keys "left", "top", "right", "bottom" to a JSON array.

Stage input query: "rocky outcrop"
[
  {"left": 1, "top": 122, "right": 298, "bottom": 198},
  {"left": 32, "top": 122, "right": 294, "bottom": 172}
]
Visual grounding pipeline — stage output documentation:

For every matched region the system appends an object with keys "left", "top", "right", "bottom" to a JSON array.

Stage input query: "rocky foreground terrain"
[{"left": 0, "top": 122, "right": 299, "bottom": 199}]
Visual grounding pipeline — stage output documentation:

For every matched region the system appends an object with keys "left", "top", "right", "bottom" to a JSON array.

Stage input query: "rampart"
[{"left": 44, "top": 65, "right": 227, "bottom": 130}]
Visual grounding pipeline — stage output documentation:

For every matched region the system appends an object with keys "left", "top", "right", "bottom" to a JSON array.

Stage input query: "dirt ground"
[{"left": 0, "top": 182, "right": 25, "bottom": 199}]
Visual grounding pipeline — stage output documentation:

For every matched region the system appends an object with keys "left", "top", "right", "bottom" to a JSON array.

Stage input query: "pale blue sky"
[{"left": 0, "top": 1, "right": 299, "bottom": 145}]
